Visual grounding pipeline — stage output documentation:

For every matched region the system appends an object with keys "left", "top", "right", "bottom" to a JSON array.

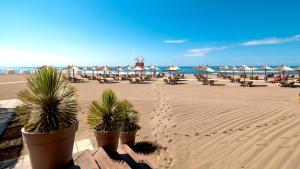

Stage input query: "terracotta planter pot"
[
  {"left": 22, "top": 121, "right": 79, "bottom": 169},
  {"left": 94, "top": 129, "right": 120, "bottom": 151},
  {"left": 120, "top": 130, "right": 137, "bottom": 146}
]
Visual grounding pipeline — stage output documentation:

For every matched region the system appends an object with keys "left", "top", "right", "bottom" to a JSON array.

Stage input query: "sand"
[{"left": 1, "top": 74, "right": 300, "bottom": 169}]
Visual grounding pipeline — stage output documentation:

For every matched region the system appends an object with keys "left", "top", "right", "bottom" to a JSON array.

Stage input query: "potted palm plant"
[
  {"left": 119, "top": 100, "right": 140, "bottom": 146},
  {"left": 16, "top": 67, "right": 79, "bottom": 169},
  {"left": 87, "top": 89, "right": 124, "bottom": 151}
]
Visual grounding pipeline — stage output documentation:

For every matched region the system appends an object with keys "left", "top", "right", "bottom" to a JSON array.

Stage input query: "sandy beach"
[{"left": 1, "top": 74, "right": 300, "bottom": 169}]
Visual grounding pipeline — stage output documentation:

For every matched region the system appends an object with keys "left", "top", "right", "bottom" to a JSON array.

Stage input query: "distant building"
[{"left": 134, "top": 56, "right": 144, "bottom": 67}]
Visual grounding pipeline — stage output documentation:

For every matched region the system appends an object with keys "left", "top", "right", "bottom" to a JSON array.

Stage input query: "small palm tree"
[
  {"left": 15, "top": 67, "right": 78, "bottom": 133},
  {"left": 87, "top": 89, "right": 124, "bottom": 131},
  {"left": 120, "top": 100, "right": 140, "bottom": 132}
]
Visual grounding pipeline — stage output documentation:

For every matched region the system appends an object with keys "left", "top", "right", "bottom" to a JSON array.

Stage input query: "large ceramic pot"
[
  {"left": 22, "top": 121, "right": 79, "bottom": 169},
  {"left": 94, "top": 129, "right": 120, "bottom": 151},
  {"left": 120, "top": 130, "right": 137, "bottom": 146}
]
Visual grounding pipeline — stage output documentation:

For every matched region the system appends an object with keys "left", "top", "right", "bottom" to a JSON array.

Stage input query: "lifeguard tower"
[{"left": 134, "top": 56, "right": 144, "bottom": 67}]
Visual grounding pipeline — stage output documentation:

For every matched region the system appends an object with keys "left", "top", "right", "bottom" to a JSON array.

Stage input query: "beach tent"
[
  {"left": 164, "top": 66, "right": 180, "bottom": 77},
  {"left": 274, "top": 65, "right": 294, "bottom": 77},
  {"left": 229, "top": 66, "right": 238, "bottom": 79},
  {"left": 260, "top": 65, "right": 273, "bottom": 81},
  {"left": 250, "top": 66, "right": 257, "bottom": 78},
  {"left": 202, "top": 66, "right": 214, "bottom": 78},
  {"left": 239, "top": 65, "right": 252, "bottom": 82}
]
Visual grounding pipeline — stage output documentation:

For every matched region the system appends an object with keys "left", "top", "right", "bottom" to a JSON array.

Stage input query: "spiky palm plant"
[
  {"left": 120, "top": 100, "right": 140, "bottom": 132},
  {"left": 87, "top": 89, "right": 124, "bottom": 131},
  {"left": 15, "top": 67, "right": 78, "bottom": 133}
]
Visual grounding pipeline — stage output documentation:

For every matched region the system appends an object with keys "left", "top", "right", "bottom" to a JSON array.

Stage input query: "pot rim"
[
  {"left": 21, "top": 120, "right": 79, "bottom": 135},
  {"left": 120, "top": 129, "right": 138, "bottom": 134},
  {"left": 93, "top": 128, "right": 120, "bottom": 133}
]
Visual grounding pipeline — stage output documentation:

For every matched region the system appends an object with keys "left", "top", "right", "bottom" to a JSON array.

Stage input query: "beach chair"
[
  {"left": 288, "top": 81, "right": 295, "bottom": 87},
  {"left": 201, "top": 79, "right": 209, "bottom": 85},
  {"left": 169, "top": 78, "right": 178, "bottom": 85},
  {"left": 234, "top": 78, "right": 241, "bottom": 83},
  {"left": 247, "top": 81, "right": 254, "bottom": 87},
  {"left": 209, "top": 80, "right": 215, "bottom": 86},
  {"left": 240, "top": 81, "right": 253, "bottom": 87},
  {"left": 163, "top": 79, "right": 169, "bottom": 84}
]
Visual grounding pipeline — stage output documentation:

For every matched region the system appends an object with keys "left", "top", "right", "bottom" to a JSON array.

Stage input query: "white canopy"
[
  {"left": 202, "top": 66, "right": 214, "bottom": 72},
  {"left": 132, "top": 66, "right": 144, "bottom": 71},
  {"left": 261, "top": 65, "right": 273, "bottom": 70},
  {"left": 275, "top": 65, "right": 294, "bottom": 71},
  {"left": 239, "top": 65, "right": 252, "bottom": 71},
  {"left": 164, "top": 66, "right": 180, "bottom": 71}
]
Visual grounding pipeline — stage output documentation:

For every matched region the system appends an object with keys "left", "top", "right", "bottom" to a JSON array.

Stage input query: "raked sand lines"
[{"left": 165, "top": 97, "right": 300, "bottom": 169}]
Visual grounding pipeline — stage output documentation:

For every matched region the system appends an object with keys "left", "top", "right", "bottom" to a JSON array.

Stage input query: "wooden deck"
[{"left": 14, "top": 144, "right": 155, "bottom": 169}]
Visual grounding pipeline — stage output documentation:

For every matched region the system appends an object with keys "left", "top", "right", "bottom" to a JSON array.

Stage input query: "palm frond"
[
  {"left": 120, "top": 99, "right": 140, "bottom": 132},
  {"left": 87, "top": 89, "right": 124, "bottom": 131}
]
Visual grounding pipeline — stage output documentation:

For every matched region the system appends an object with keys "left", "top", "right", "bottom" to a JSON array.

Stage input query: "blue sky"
[{"left": 0, "top": 0, "right": 299, "bottom": 66}]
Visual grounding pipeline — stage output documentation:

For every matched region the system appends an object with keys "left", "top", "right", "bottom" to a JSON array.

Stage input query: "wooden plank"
[
  {"left": 92, "top": 147, "right": 116, "bottom": 169},
  {"left": 74, "top": 150, "right": 99, "bottom": 169},
  {"left": 118, "top": 144, "right": 156, "bottom": 169}
]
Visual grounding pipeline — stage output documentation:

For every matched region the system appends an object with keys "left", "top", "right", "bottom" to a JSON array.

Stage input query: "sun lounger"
[
  {"left": 280, "top": 81, "right": 295, "bottom": 87},
  {"left": 201, "top": 79, "right": 209, "bottom": 85},
  {"left": 240, "top": 81, "right": 253, "bottom": 87},
  {"left": 209, "top": 80, "right": 215, "bottom": 86}
]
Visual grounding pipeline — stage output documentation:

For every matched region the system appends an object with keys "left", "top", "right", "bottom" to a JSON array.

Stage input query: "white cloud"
[
  {"left": 164, "top": 39, "right": 188, "bottom": 44},
  {"left": 241, "top": 35, "right": 300, "bottom": 46},
  {"left": 183, "top": 46, "right": 227, "bottom": 57},
  {"left": 0, "top": 48, "right": 83, "bottom": 66}
]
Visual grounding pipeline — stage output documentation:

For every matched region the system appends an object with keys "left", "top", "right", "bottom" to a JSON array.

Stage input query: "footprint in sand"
[
  {"left": 205, "top": 134, "right": 211, "bottom": 137},
  {"left": 185, "top": 134, "right": 189, "bottom": 137},
  {"left": 256, "top": 125, "right": 262, "bottom": 128},
  {"left": 172, "top": 125, "right": 177, "bottom": 128},
  {"left": 195, "top": 133, "right": 199, "bottom": 136}
]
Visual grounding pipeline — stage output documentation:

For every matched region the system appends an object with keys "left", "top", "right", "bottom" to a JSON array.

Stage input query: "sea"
[{"left": 0, "top": 66, "right": 299, "bottom": 75}]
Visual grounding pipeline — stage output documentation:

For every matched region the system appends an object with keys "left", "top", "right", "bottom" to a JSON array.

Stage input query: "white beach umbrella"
[
  {"left": 229, "top": 66, "right": 238, "bottom": 79},
  {"left": 81, "top": 66, "right": 88, "bottom": 75},
  {"left": 67, "top": 65, "right": 80, "bottom": 77},
  {"left": 295, "top": 67, "right": 300, "bottom": 79},
  {"left": 202, "top": 66, "right": 214, "bottom": 78},
  {"left": 114, "top": 66, "right": 123, "bottom": 76},
  {"left": 124, "top": 65, "right": 133, "bottom": 74},
  {"left": 89, "top": 66, "right": 97, "bottom": 76},
  {"left": 219, "top": 66, "right": 229, "bottom": 76},
  {"left": 260, "top": 65, "right": 273, "bottom": 81},
  {"left": 100, "top": 66, "right": 112, "bottom": 76},
  {"left": 132, "top": 66, "right": 144, "bottom": 71},
  {"left": 250, "top": 66, "right": 257, "bottom": 78},
  {"left": 275, "top": 65, "right": 294, "bottom": 76},
  {"left": 164, "top": 66, "right": 180, "bottom": 77},
  {"left": 239, "top": 65, "right": 252, "bottom": 82},
  {"left": 132, "top": 66, "right": 144, "bottom": 75}
]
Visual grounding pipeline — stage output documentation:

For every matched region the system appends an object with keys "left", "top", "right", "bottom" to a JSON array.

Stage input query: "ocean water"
[{"left": 0, "top": 66, "right": 299, "bottom": 75}]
